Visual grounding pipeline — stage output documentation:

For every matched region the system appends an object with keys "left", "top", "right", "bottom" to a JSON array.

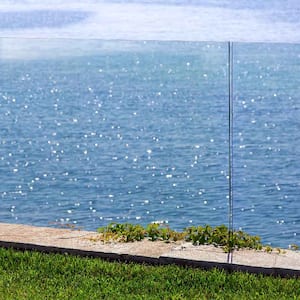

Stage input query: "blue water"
[
  {"left": 0, "top": 0, "right": 300, "bottom": 248},
  {"left": 0, "top": 39, "right": 299, "bottom": 248},
  {"left": 234, "top": 43, "right": 300, "bottom": 246},
  {"left": 0, "top": 40, "right": 229, "bottom": 228}
]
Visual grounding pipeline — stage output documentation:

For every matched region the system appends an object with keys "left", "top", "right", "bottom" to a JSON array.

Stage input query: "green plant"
[
  {"left": 289, "top": 244, "right": 299, "bottom": 251},
  {"left": 231, "top": 230, "right": 262, "bottom": 250},
  {"left": 265, "top": 245, "right": 273, "bottom": 253},
  {"left": 183, "top": 224, "right": 263, "bottom": 252},
  {"left": 211, "top": 224, "right": 228, "bottom": 247},
  {"left": 146, "top": 223, "right": 161, "bottom": 241},
  {"left": 184, "top": 225, "right": 214, "bottom": 245},
  {"left": 97, "top": 222, "right": 145, "bottom": 242},
  {"left": 97, "top": 222, "right": 186, "bottom": 243},
  {"left": 96, "top": 222, "right": 293, "bottom": 254}
]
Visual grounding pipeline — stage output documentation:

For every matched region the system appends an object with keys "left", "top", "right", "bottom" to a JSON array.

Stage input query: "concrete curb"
[{"left": 1, "top": 239, "right": 300, "bottom": 278}]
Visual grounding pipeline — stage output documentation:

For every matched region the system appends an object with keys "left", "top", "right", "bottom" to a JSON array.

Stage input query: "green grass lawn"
[{"left": 0, "top": 247, "right": 299, "bottom": 299}]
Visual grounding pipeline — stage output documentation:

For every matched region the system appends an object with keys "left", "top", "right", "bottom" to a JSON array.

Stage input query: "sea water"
[
  {"left": 0, "top": 39, "right": 299, "bottom": 248},
  {"left": 0, "top": 0, "right": 300, "bottom": 248},
  {"left": 0, "top": 40, "right": 229, "bottom": 230}
]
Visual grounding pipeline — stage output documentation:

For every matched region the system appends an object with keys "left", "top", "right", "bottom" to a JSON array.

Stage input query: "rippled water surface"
[{"left": 0, "top": 39, "right": 299, "bottom": 248}]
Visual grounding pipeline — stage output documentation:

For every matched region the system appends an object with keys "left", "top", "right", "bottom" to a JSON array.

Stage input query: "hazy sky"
[{"left": 0, "top": 0, "right": 299, "bottom": 42}]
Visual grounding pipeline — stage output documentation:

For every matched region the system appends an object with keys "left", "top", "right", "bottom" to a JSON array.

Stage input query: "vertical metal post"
[{"left": 227, "top": 41, "right": 234, "bottom": 264}]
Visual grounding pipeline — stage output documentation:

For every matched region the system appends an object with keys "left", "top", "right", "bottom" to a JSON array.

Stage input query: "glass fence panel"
[
  {"left": 234, "top": 42, "right": 300, "bottom": 248},
  {"left": 0, "top": 39, "right": 229, "bottom": 234}
]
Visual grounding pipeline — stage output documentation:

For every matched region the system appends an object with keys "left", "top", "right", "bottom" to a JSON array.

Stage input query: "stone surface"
[{"left": 0, "top": 222, "right": 299, "bottom": 276}]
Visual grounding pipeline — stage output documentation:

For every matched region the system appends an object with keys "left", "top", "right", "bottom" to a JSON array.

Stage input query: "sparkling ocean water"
[{"left": 0, "top": 0, "right": 299, "bottom": 248}]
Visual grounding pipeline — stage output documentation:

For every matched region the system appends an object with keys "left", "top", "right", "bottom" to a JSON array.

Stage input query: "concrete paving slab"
[{"left": 0, "top": 223, "right": 299, "bottom": 277}]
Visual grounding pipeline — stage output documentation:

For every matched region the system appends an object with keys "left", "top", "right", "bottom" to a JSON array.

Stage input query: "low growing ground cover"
[
  {"left": 97, "top": 223, "right": 263, "bottom": 250},
  {"left": 97, "top": 222, "right": 294, "bottom": 253},
  {"left": 0, "top": 247, "right": 299, "bottom": 299}
]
